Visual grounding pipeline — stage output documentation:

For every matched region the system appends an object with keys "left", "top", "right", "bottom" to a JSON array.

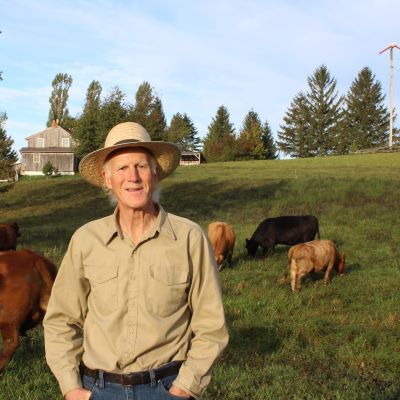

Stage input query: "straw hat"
[{"left": 79, "top": 122, "right": 181, "bottom": 187}]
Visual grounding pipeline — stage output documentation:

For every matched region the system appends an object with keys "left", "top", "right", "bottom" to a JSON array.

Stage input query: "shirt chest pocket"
[
  {"left": 146, "top": 265, "right": 189, "bottom": 318},
  {"left": 84, "top": 265, "right": 119, "bottom": 315}
]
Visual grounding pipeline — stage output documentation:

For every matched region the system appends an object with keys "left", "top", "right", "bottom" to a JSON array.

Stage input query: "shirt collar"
[{"left": 102, "top": 205, "right": 176, "bottom": 246}]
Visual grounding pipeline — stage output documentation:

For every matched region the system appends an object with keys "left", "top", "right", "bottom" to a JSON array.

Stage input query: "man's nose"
[{"left": 127, "top": 166, "right": 140, "bottom": 181}]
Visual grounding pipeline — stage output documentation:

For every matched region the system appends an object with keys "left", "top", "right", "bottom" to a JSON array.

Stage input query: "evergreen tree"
[
  {"left": 306, "top": 65, "right": 343, "bottom": 156},
  {"left": 73, "top": 80, "right": 103, "bottom": 157},
  {"left": 203, "top": 105, "right": 236, "bottom": 162},
  {"left": 236, "top": 110, "right": 263, "bottom": 159},
  {"left": 147, "top": 96, "right": 167, "bottom": 141},
  {"left": 47, "top": 73, "right": 73, "bottom": 127},
  {"left": 0, "top": 113, "right": 18, "bottom": 179},
  {"left": 167, "top": 113, "right": 201, "bottom": 151},
  {"left": 130, "top": 81, "right": 166, "bottom": 139},
  {"left": 340, "top": 67, "right": 390, "bottom": 153},
  {"left": 277, "top": 92, "right": 313, "bottom": 158},
  {"left": 97, "top": 86, "right": 128, "bottom": 146},
  {"left": 261, "top": 120, "right": 278, "bottom": 159}
]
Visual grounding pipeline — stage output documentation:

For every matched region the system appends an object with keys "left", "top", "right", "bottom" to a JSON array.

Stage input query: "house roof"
[
  {"left": 25, "top": 125, "right": 72, "bottom": 140},
  {"left": 20, "top": 147, "right": 74, "bottom": 154}
]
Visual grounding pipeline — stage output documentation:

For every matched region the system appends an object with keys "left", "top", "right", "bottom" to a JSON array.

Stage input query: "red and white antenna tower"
[{"left": 379, "top": 43, "right": 400, "bottom": 148}]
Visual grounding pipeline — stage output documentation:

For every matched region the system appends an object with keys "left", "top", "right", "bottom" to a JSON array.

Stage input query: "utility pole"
[{"left": 379, "top": 43, "right": 400, "bottom": 148}]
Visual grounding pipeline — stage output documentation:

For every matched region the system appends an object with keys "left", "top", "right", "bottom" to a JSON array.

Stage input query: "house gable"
[{"left": 20, "top": 123, "right": 78, "bottom": 176}]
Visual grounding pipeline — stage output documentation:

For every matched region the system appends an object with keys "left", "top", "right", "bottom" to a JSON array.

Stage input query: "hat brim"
[{"left": 79, "top": 141, "right": 181, "bottom": 187}]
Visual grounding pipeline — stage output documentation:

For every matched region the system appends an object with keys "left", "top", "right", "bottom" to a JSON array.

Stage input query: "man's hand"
[
  {"left": 169, "top": 385, "right": 192, "bottom": 398},
  {"left": 64, "top": 388, "right": 92, "bottom": 400}
]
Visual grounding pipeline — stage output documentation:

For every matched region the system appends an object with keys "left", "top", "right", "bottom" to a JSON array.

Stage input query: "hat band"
[{"left": 113, "top": 139, "right": 140, "bottom": 145}]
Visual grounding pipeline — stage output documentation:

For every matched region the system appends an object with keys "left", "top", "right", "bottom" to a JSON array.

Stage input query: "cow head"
[
  {"left": 337, "top": 252, "right": 346, "bottom": 275},
  {"left": 12, "top": 222, "right": 21, "bottom": 237},
  {"left": 245, "top": 238, "right": 258, "bottom": 256}
]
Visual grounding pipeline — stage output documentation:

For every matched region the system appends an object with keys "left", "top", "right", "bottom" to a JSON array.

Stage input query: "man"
[{"left": 44, "top": 122, "right": 228, "bottom": 400}]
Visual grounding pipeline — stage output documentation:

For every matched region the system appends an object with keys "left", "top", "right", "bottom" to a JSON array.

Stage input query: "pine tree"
[
  {"left": 277, "top": 92, "right": 313, "bottom": 158},
  {"left": 0, "top": 113, "right": 18, "bottom": 179},
  {"left": 237, "top": 110, "right": 263, "bottom": 160},
  {"left": 306, "top": 65, "right": 343, "bottom": 156},
  {"left": 261, "top": 121, "right": 278, "bottom": 159},
  {"left": 182, "top": 114, "right": 201, "bottom": 151},
  {"left": 130, "top": 82, "right": 166, "bottom": 139},
  {"left": 73, "top": 80, "right": 103, "bottom": 157},
  {"left": 203, "top": 105, "right": 236, "bottom": 162},
  {"left": 167, "top": 113, "right": 201, "bottom": 151},
  {"left": 147, "top": 97, "right": 167, "bottom": 141},
  {"left": 47, "top": 73, "right": 73, "bottom": 127},
  {"left": 97, "top": 86, "right": 128, "bottom": 146},
  {"left": 340, "top": 67, "right": 390, "bottom": 153}
]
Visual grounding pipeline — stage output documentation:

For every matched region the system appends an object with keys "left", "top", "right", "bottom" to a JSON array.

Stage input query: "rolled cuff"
[
  {"left": 173, "top": 364, "right": 211, "bottom": 399},
  {"left": 56, "top": 369, "right": 82, "bottom": 396}
]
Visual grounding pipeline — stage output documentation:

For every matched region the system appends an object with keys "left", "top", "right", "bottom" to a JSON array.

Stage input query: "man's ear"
[{"left": 102, "top": 170, "right": 112, "bottom": 189}]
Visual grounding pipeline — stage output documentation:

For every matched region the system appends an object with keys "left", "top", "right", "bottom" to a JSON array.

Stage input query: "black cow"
[{"left": 246, "top": 215, "right": 320, "bottom": 257}]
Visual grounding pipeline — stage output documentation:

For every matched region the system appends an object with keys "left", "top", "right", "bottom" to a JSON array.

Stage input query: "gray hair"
[{"left": 102, "top": 151, "right": 160, "bottom": 206}]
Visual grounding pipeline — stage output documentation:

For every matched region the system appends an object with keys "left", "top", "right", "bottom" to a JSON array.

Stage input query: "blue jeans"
[{"left": 82, "top": 371, "right": 194, "bottom": 400}]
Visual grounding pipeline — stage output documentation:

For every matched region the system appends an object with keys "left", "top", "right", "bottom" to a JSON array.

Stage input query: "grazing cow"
[
  {"left": 288, "top": 239, "right": 346, "bottom": 292},
  {"left": 0, "top": 249, "right": 58, "bottom": 373},
  {"left": 208, "top": 221, "right": 236, "bottom": 270},
  {"left": 0, "top": 222, "right": 21, "bottom": 251},
  {"left": 246, "top": 215, "right": 320, "bottom": 257}
]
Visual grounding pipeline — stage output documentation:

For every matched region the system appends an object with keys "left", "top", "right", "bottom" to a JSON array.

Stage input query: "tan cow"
[
  {"left": 288, "top": 239, "right": 346, "bottom": 292},
  {"left": 0, "top": 222, "right": 20, "bottom": 251},
  {"left": 207, "top": 221, "right": 236, "bottom": 270},
  {"left": 0, "top": 249, "right": 58, "bottom": 373}
]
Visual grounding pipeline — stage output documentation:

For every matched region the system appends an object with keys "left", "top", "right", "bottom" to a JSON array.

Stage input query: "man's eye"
[{"left": 118, "top": 166, "right": 128, "bottom": 171}]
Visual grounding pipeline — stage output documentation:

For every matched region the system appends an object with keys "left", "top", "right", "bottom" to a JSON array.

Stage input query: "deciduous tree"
[
  {"left": 47, "top": 73, "right": 73, "bottom": 128},
  {"left": 167, "top": 113, "right": 201, "bottom": 151}
]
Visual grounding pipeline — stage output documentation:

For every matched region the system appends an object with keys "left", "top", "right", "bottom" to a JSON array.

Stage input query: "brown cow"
[
  {"left": 0, "top": 222, "right": 21, "bottom": 251},
  {"left": 0, "top": 249, "right": 58, "bottom": 373},
  {"left": 288, "top": 239, "right": 346, "bottom": 292},
  {"left": 207, "top": 221, "right": 236, "bottom": 270}
]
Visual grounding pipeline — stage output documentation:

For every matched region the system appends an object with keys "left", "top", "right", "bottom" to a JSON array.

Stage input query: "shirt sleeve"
[
  {"left": 43, "top": 231, "right": 90, "bottom": 396},
  {"left": 173, "top": 227, "right": 229, "bottom": 398}
]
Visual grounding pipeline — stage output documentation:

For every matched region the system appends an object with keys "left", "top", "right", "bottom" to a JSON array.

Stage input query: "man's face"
[{"left": 103, "top": 148, "right": 157, "bottom": 212}]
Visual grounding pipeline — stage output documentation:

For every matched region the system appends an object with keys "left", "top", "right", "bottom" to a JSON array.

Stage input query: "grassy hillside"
[{"left": 1, "top": 153, "right": 399, "bottom": 399}]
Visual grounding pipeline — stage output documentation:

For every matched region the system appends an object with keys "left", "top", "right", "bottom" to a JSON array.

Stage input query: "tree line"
[
  {"left": 44, "top": 64, "right": 399, "bottom": 163},
  {"left": 0, "top": 63, "right": 398, "bottom": 179},
  {"left": 46, "top": 75, "right": 278, "bottom": 162}
]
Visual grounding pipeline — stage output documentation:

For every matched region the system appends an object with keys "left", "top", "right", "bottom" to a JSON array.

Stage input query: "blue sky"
[{"left": 1, "top": 0, "right": 399, "bottom": 159}]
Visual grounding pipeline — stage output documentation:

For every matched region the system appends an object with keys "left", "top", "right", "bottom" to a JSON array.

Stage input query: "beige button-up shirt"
[{"left": 44, "top": 206, "right": 228, "bottom": 398}]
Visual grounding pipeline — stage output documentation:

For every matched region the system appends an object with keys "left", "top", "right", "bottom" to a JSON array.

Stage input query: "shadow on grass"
[
  {"left": 0, "top": 183, "right": 15, "bottom": 194},
  {"left": 224, "top": 324, "right": 282, "bottom": 363}
]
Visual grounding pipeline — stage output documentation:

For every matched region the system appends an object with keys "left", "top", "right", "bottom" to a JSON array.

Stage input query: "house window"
[
  {"left": 33, "top": 153, "right": 40, "bottom": 163},
  {"left": 36, "top": 138, "right": 45, "bottom": 148},
  {"left": 62, "top": 137, "right": 70, "bottom": 147}
]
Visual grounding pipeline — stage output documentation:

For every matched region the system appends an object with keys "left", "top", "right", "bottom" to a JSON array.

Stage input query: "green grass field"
[{"left": 0, "top": 153, "right": 399, "bottom": 399}]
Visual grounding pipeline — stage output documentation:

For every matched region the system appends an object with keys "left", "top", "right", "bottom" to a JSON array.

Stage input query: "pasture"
[{"left": 0, "top": 153, "right": 399, "bottom": 399}]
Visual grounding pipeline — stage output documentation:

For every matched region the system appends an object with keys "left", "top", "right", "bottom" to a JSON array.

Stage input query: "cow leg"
[
  {"left": 0, "top": 325, "right": 20, "bottom": 373},
  {"left": 324, "top": 264, "right": 334, "bottom": 285}
]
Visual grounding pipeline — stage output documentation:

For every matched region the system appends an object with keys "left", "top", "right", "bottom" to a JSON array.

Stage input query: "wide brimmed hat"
[{"left": 79, "top": 122, "right": 181, "bottom": 187}]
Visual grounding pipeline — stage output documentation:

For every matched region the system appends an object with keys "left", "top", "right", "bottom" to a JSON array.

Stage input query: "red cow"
[
  {"left": 207, "top": 221, "right": 236, "bottom": 270},
  {"left": 288, "top": 239, "right": 346, "bottom": 292},
  {"left": 0, "top": 249, "right": 58, "bottom": 373},
  {"left": 0, "top": 222, "right": 21, "bottom": 251}
]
